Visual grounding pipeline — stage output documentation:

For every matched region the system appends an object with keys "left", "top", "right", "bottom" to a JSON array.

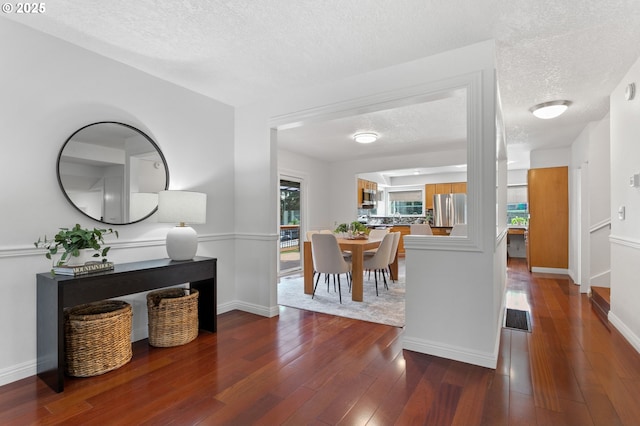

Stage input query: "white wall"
[
  {"left": 508, "top": 169, "right": 528, "bottom": 186},
  {"left": 530, "top": 148, "right": 570, "bottom": 168},
  {"left": 0, "top": 20, "right": 236, "bottom": 386},
  {"left": 609, "top": 56, "right": 640, "bottom": 353},
  {"left": 588, "top": 117, "right": 611, "bottom": 287},
  {"left": 569, "top": 117, "right": 612, "bottom": 291}
]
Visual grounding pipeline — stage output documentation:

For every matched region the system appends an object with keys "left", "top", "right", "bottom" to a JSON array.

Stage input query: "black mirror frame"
[{"left": 56, "top": 121, "right": 170, "bottom": 225}]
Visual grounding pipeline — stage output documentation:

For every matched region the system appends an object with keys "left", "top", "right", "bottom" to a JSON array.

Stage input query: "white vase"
[{"left": 65, "top": 249, "right": 93, "bottom": 266}]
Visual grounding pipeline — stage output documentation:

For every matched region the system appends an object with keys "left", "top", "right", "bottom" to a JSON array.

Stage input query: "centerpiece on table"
[
  {"left": 334, "top": 221, "right": 369, "bottom": 239},
  {"left": 34, "top": 224, "right": 118, "bottom": 275}
]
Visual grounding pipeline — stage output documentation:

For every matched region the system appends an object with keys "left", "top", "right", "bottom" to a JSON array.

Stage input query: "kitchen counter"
[{"left": 507, "top": 226, "right": 528, "bottom": 235}]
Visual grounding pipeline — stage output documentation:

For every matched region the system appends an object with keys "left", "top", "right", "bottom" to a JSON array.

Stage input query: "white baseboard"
[
  {"left": 608, "top": 312, "right": 640, "bottom": 355},
  {"left": 531, "top": 267, "right": 570, "bottom": 275},
  {"left": 219, "top": 300, "right": 279, "bottom": 318},
  {"left": 0, "top": 359, "right": 36, "bottom": 387},
  {"left": 402, "top": 336, "right": 497, "bottom": 369}
]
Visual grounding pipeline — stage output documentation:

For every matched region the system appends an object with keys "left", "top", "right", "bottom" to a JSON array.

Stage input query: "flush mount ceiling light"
[
  {"left": 353, "top": 132, "right": 378, "bottom": 144},
  {"left": 529, "top": 100, "right": 572, "bottom": 119}
]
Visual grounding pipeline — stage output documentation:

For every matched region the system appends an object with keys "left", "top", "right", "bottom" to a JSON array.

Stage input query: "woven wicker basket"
[
  {"left": 64, "top": 300, "right": 132, "bottom": 377},
  {"left": 147, "top": 288, "right": 199, "bottom": 347}
]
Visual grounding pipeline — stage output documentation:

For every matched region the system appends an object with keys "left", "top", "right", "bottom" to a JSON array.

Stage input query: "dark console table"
[{"left": 37, "top": 256, "right": 217, "bottom": 393}]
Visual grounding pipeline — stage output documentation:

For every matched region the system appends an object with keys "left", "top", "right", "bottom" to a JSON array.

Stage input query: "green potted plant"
[{"left": 34, "top": 224, "right": 118, "bottom": 266}]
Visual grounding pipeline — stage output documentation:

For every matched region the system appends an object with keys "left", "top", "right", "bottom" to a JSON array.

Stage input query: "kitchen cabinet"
[
  {"left": 435, "top": 183, "right": 452, "bottom": 194},
  {"left": 451, "top": 182, "right": 467, "bottom": 193},
  {"left": 431, "top": 227, "right": 452, "bottom": 236},
  {"left": 424, "top": 184, "right": 437, "bottom": 209},
  {"left": 527, "top": 166, "right": 568, "bottom": 271},
  {"left": 425, "top": 182, "right": 466, "bottom": 209},
  {"left": 390, "top": 226, "right": 411, "bottom": 255},
  {"left": 357, "top": 178, "right": 377, "bottom": 208}
]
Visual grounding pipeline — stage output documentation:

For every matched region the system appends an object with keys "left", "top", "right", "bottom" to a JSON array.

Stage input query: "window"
[{"left": 389, "top": 190, "right": 423, "bottom": 215}]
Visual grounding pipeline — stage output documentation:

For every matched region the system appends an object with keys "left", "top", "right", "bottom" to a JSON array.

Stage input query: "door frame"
[{"left": 277, "top": 171, "right": 307, "bottom": 276}]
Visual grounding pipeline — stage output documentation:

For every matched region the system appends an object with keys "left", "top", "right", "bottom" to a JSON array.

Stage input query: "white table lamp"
[{"left": 158, "top": 191, "right": 207, "bottom": 261}]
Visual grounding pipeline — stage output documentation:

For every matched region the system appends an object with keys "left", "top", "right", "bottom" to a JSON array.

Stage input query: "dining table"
[{"left": 303, "top": 236, "right": 399, "bottom": 302}]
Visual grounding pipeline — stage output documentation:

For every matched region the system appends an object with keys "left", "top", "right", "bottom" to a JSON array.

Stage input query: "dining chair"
[
  {"left": 410, "top": 223, "right": 433, "bottom": 235},
  {"left": 364, "top": 228, "right": 390, "bottom": 257},
  {"left": 368, "top": 228, "right": 389, "bottom": 241},
  {"left": 387, "top": 232, "right": 401, "bottom": 282},
  {"left": 363, "top": 233, "right": 395, "bottom": 296},
  {"left": 311, "top": 233, "right": 352, "bottom": 303},
  {"left": 450, "top": 224, "right": 467, "bottom": 236}
]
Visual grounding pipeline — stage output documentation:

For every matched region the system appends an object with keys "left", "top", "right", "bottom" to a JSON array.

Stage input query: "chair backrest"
[
  {"left": 364, "top": 233, "right": 395, "bottom": 270},
  {"left": 311, "top": 233, "right": 351, "bottom": 274},
  {"left": 450, "top": 224, "right": 467, "bottom": 236},
  {"left": 410, "top": 224, "right": 433, "bottom": 235},
  {"left": 368, "top": 228, "right": 389, "bottom": 241},
  {"left": 388, "top": 232, "right": 401, "bottom": 265},
  {"left": 306, "top": 229, "right": 333, "bottom": 241}
]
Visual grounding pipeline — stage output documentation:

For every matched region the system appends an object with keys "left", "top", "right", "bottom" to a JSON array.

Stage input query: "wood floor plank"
[
  {"left": 509, "top": 330, "right": 533, "bottom": 396},
  {"left": 508, "top": 390, "right": 537, "bottom": 425},
  {"left": 450, "top": 366, "right": 492, "bottom": 426},
  {"left": 480, "top": 374, "right": 510, "bottom": 426}
]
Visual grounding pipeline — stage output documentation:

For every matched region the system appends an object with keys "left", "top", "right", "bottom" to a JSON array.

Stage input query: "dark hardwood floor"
[{"left": 1, "top": 258, "right": 639, "bottom": 425}]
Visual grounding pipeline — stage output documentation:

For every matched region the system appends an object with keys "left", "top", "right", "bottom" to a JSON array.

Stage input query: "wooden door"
[{"left": 527, "top": 167, "right": 568, "bottom": 270}]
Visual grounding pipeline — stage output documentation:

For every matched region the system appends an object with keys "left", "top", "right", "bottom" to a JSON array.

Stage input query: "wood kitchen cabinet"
[
  {"left": 527, "top": 166, "right": 568, "bottom": 270},
  {"left": 357, "top": 178, "right": 377, "bottom": 208},
  {"left": 425, "top": 182, "right": 466, "bottom": 209},
  {"left": 424, "top": 184, "right": 437, "bottom": 209},
  {"left": 431, "top": 227, "right": 452, "bottom": 236},
  {"left": 451, "top": 182, "right": 467, "bottom": 193},
  {"left": 435, "top": 183, "right": 452, "bottom": 194},
  {"left": 390, "top": 226, "right": 411, "bottom": 255}
]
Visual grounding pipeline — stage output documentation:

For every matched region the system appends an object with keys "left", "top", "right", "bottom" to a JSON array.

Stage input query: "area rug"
[{"left": 277, "top": 274, "right": 405, "bottom": 327}]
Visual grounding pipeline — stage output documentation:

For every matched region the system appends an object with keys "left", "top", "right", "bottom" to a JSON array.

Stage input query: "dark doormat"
[{"left": 504, "top": 308, "right": 531, "bottom": 332}]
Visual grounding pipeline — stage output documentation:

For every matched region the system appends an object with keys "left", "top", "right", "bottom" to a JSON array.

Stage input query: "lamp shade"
[
  {"left": 157, "top": 191, "right": 207, "bottom": 261},
  {"left": 157, "top": 191, "right": 207, "bottom": 224}
]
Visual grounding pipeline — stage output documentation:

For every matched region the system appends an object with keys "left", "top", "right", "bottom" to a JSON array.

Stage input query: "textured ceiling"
[{"left": 5, "top": 0, "right": 640, "bottom": 171}]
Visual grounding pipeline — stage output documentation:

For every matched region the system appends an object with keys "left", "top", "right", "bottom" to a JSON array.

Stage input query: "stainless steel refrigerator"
[{"left": 433, "top": 193, "right": 467, "bottom": 227}]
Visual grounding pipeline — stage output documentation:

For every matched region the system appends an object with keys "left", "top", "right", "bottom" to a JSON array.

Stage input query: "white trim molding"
[
  {"left": 531, "top": 267, "right": 570, "bottom": 275},
  {"left": 610, "top": 234, "right": 640, "bottom": 250},
  {"left": 403, "top": 335, "right": 498, "bottom": 369},
  {"left": 0, "top": 359, "right": 36, "bottom": 388},
  {"left": 590, "top": 218, "right": 611, "bottom": 234},
  {"left": 0, "top": 232, "right": 242, "bottom": 259},
  {"left": 272, "top": 71, "right": 487, "bottom": 255},
  {"left": 225, "top": 300, "right": 279, "bottom": 318},
  {"left": 609, "top": 312, "right": 640, "bottom": 354},
  {"left": 590, "top": 270, "right": 611, "bottom": 287}
]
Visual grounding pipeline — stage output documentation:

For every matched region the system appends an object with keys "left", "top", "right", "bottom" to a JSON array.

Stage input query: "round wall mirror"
[{"left": 57, "top": 122, "right": 169, "bottom": 225}]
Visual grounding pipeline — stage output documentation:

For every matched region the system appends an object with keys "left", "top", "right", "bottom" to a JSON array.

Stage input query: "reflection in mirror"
[{"left": 57, "top": 122, "right": 169, "bottom": 225}]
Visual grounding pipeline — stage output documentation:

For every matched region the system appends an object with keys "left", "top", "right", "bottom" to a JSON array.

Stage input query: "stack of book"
[{"left": 53, "top": 261, "right": 114, "bottom": 276}]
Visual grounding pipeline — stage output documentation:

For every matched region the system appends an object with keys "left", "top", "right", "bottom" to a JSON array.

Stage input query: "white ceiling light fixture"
[
  {"left": 529, "top": 100, "right": 572, "bottom": 119},
  {"left": 353, "top": 132, "right": 378, "bottom": 144}
]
